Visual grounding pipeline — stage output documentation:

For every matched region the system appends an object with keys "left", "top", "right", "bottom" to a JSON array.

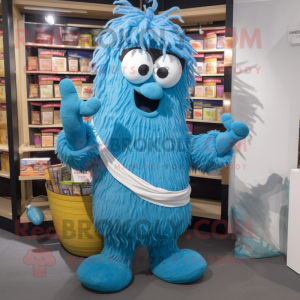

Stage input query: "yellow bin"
[{"left": 46, "top": 187, "right": 104, "bottom": 257}]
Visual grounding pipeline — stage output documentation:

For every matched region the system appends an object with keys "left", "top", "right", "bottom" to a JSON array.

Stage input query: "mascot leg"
[
  {"left": 149, "top": 239, "right": 207, "bottom": 284},
  {"left": 77, "top": 242, "right": 134, "bottom": 292}
]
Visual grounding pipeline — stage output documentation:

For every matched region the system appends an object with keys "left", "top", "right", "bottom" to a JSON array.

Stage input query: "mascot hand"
[
  {"left": 59, "top": 79, "right": 101, "bottom": 150},
  {"left": 215, "top": 114, "right": 249, "bottom": 156}
]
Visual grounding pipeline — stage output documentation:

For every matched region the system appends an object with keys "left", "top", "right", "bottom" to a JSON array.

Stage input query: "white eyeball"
[
  {"left": 153, "top": 54, "right": 182, "bottom": 89},
  {"left": 121, "top": 49, "right": 153, "bottom": 84}
]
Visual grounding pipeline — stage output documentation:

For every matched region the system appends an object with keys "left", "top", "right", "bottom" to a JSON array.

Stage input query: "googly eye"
[
  {"left": 121, "top": 49, "right": 153, "bottom": 84},
  {"left": 153, "top": 54, "right": 182, "bottom": 89}
]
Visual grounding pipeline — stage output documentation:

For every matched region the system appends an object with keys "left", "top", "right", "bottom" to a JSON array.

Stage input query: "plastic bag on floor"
[{"left": 232, "top": 204, "right": 282, "bottom": 259}]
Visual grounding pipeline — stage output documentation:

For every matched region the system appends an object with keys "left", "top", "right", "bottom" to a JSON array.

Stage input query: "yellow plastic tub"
[{"left": 46, "top": 187, "right": 103, "bottom": 257}]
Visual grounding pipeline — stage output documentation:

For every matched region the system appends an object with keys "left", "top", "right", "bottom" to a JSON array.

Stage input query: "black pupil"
[
  {"left": 157, "top": 67, "right": 168, "bottom": 79},
  {"left": 138, "top": 64, "right": 149, "bottom": 76}
]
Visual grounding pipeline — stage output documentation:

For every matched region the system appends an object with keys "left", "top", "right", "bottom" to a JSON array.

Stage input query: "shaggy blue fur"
[{"left": 56, "top": 0, "right": 249, "bottom": 292}]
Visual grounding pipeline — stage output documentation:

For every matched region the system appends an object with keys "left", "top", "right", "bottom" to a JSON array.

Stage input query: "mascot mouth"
[{"left": 134, "top": 90, "right": 160, "bottom": 113}]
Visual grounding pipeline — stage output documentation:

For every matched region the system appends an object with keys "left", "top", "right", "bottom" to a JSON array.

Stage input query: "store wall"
[{"left": 230, "top": 0, "right": 300, "bottom": 254}]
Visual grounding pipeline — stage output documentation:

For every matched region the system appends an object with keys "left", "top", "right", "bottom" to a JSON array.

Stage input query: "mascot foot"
[
  {"left": 150, "top": 249, "right": 207, "bottom": 284},
  {"left": 77, "top": 254, "right": 132, "bottom": 292}
]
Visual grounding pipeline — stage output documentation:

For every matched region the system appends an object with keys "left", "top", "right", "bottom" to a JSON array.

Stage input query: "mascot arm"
[
  {"left": 189, "top": 114, "right": 249, "bottom": 173},
  {"left": 55, "top": 79, "right": 101, "bottom": 172}
]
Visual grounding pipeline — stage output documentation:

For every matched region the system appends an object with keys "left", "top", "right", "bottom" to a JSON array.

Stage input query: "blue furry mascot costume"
[{"left": 56, "top": 0, "right": 249, "bottom": 292}]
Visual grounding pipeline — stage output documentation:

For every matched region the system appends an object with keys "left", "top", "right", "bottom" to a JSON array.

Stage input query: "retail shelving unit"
[
  {"left": 1, "top": 0, "right": 233, "bottom": 235},
  {"left": 181, "top": 1, "right": 233, "bottom": 233}
]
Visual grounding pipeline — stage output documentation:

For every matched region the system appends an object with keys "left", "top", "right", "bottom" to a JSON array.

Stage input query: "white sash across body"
[{"left": 95, "top": 134, "right": 191, "bottom": 208}]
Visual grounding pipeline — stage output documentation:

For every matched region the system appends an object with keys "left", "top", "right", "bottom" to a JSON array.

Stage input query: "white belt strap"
[{"left": 96, "top": 136, "right": 191, "bottom": 208}]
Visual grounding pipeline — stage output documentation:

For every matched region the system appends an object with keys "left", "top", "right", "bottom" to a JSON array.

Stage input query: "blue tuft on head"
[{"left": 91, "top": 0, "right": 197, "bottom": 108}]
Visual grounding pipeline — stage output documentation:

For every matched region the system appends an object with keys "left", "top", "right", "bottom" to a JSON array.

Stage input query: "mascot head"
[{"left": 92, "top": 0, "right": 196, "bottom": 123}]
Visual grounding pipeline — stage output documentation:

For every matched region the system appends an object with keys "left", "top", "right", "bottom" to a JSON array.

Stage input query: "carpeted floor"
[{"left": 0, "top": 228, "right": 299, "bottom": 300}]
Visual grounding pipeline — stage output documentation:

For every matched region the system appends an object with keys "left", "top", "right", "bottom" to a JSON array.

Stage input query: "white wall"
[{"left": 230, "top": 0, "right": 300, "bottom": 254}]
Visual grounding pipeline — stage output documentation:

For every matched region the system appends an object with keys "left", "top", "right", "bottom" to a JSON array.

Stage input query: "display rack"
[{"left": 184, "top": 1, "right": 233, "bottom": 232}]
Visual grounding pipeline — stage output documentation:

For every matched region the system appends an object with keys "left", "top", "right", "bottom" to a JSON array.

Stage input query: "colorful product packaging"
[
  {"left": 0, "top": 79, "right": 6, "bottom": 103},
  {"left": 217, "top": 35, "right": 225, "bottom": 49},
  {"left": 34, "top": 133, "right": 42, "bottom": 148},
  {"left": 203, "top": 107, "right": 215, "bottom": 121},
  {"left": 0, "top": 128, "right": 8, "bottom": 145},
  {"left": 203, "top": 78, "right": 224, "bottom": 98},
  {"left": 82, "top": 83, "right": 94, "bottom": 98},
  {"left": 0, "top": 54, "right": 5, "bottom": 77},
  {"left": 217, "top": 85, "right": 224, "bottom": 98},
  {"left": 68, "top": 57, "right": 79, "bottom": 72},
  {"left": 20, "top": 158, "right": 51, "bottom": 176},
  {"left": 38, "top": 49, "right": 66, "bottom": 72},
  {"left": 1, "top": 152, "right": 9, "bottom": 172},
  {"left": 204, "top": 32, "right": 217, "bottom": 50},
  {"left": 27, "top": 57, "right": 38, "bottom": 71},
  {"left": 193, "top": 108, "right": 203, "bottom": 120},
  {"left": 79, "top": 34, "right": 93, "bottom": 47}
]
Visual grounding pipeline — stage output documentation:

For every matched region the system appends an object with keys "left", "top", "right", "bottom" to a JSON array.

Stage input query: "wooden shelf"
[
  {"left": 26, "top": 71, "right": 96, "bottom": 75},
  {"left": 189, "top": 170, "right": 222, "bottom": 180},
  {"left": 27, "top": 97, "right": 89, "bottom": 101},
  {"left": 201, "top": 74, "right": 224, "bottom": 77},
  {"left": 19, "top": 176, "right": 46, "bottom": 181},
  {"left": 190, "top": 198, "right": 221, "bottom": 219},
  {"left": 0, "top": 171, "right": 10, "bottom": 179},
  {"left": 185, "top": 26, "right": 225, "bottom": 33},
  {"left": 0, "top": 197, "right": 12, "bottom": 220},
  {"left": 25, "top": 42, "right": 97, "bottom": 50},
  {"left": 28, "top": 124, "right": 63, "bottom": 128},
  {"left": 186, "top": 119, "right": 222, "bottom": 124},
  {"left": 20, "top": 145, "right": 56, "bottom": 154},
  {"left": 196, "top": 49, "right": 224, "bottom": 53},
  {"left": 14, "top": 0, "right": 117, "bottom": 20},
  {"left": 190, "top": 97, "right": 223, "bottom": 101},
  {"left": 20, "top": 196, "right": 52, "bottom": 223},
  {"left": 0, "top": 144, "right": 8, "bottom": 151},
  {"left": 160, "top": 5, "right": 226, "bottom": 27}
]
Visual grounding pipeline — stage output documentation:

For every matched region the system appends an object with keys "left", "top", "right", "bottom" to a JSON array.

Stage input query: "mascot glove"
[
  {"left": 59, "top": 78, "right": 101, "bottom": 151},
  {"left": 216, "top": 114, "right": 249, "bottom": 157}
]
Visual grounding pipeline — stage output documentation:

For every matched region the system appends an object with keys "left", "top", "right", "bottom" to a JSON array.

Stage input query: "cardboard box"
[
  {"left": 217, "top": 85, "right": 224, "bottom": 98},
  {"left": 194, "top": 84, "right": 204, "bottom": 97},
  {"left": 41, "top": 111, "right": 53, "bottom": 125},
  {"left": 40, "top": 84, "right": 53, "bottom": 98},
  {"left": 1, "top": 152, "right": 9, "bottom": 173},
  {"left": 0, "top": 129, "right": 8, "bottom": 145},
  {"left": 31, "top": 111, "right": 40, "bottom": 125},
  {"left": 29, "top": 84, "right": 39, "bottom": 98},
  {"left": 203, "top": 107, "right": 215, "bottom": 121},
  {"left": 39, "top": 58, "right": 52, "bottom": 71},
  {"left": 34, "top": 133, "right": 42, "bottom": 148},
  {"left": 68, "top": 58, "right": 78, "bottom": 72},
  {"left": 52, "top": 57, "right": 67, "bottom": 72},
  {"left": 217, "top": 35, "right": 225, "bottom": 49},
  {"left": 82, "top": 83, "right": 94, "bottom": 98},
  {"left": 54, "top": 84, "right": 61, "bottom": 98},
  {"left": 27, "top": 56, "right": 38, "bottom": 71},
  {"left": 54, "top": 110, "right": 61, "bottom": 124},
  {"left": 0, "top": 108, "right": 6, "bottom": 124},
  {"left": 0, "top": 80, "right": 5, "bottom": 102},
  {"left": 204, "top": 33, "right": 217, "bottom": 49},
  {"left": 42, "top": 133, "right": 54, "bottom": 147},
  {"left": 193, "top": 108, "right": 203, "bottom": 120},
  {"left": 20, "top": 158, "right": 51, "bottom": 176}
]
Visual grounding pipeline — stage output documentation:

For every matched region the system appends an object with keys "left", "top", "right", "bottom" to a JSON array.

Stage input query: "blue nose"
[{"left": 138, "top": 82, "right": 163, "bottom": 100}]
